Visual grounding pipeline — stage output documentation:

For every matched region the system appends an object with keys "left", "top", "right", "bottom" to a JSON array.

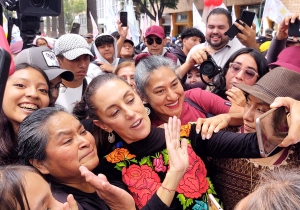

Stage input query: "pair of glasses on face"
[
  {"left": 146, "top": 37, "right": 163, "bottom": 45},
  {"left": 50, "top": 83, "right": 67, "bottom": 93},
  {"left": 229, "top": 62, "right": 259, "bottom": 80}
]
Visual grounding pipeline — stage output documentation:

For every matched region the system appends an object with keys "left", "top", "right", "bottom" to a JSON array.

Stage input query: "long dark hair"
[
  {"left": 212, "top": 48, "right": 269, "bottom": 99},
  {"left": 0, "top": 165, "right": 40, "bottom": 210},
  {"left": 0, "top": 63, "right": 51, "bottom": 165}
]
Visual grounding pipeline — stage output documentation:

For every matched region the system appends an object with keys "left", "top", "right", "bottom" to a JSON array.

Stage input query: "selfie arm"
[{"left": 270, "top": 97, "right": 300, "bottom": 147}]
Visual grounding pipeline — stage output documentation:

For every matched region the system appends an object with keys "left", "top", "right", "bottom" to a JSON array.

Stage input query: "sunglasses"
[
  {"left": 146, "top": 37, "right": 163, "bottom": 45},
  {"left": 229, "top": 63, "right": 259, "bottom": 80}
]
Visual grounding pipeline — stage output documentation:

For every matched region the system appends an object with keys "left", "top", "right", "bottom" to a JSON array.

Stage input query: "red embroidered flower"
[
  {"left": 176, "top": 145, "right": 208, "bottom": 198},
  {"left": 122, "top": 165, "right": 161, "bottom": 209},
  {"left": 153, "top": 154, "right": 167, "bottom": 172}
]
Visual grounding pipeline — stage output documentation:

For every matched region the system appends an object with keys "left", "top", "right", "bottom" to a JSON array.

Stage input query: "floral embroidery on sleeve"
[{"left": 180, "top": 124, "right": 192, "bottom": 137}]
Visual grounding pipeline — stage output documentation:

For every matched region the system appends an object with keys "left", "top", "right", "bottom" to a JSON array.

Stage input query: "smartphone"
[
  {"left": 224, "top": 10, "right": 255, "bottom": 40},
  {"left": 208, "top": 194, "right": 223, "bottom": 210},
  {"left": 288, "top": 18, "right": 300, "bottom": 37},
  {"left": 70, "top": 23, "right": 80, "bottom": 34},
  {"left": 120, "top": 11, "right": 128, "bottom": 27},
  {"left": 256, "top": 107, "right": 290, "bottom": 158},
  {"left": 0, "top": 48, "right": 12, "bottom": 110}
]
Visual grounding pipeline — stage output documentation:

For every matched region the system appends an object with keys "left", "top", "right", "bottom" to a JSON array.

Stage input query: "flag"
[
  {"left": 104, "top": 0, "right": 118, "bottom": 33},
  {"left": 89, "top": 12, "right": 99, "bottom": 38},
  {"left": 231, "top": 5, "right": 236, "bottom": 23},
  {"left": 155, "top": 14, "right": 159, "bottom": 26},
  {"left": 193, "top": 3, "right": 206, "bottom": 34},
  {"left": 126, "top": 0, "right": 140, "bottom": 46},
  {"left": 140, "top": 13, "right": 148, "bottom": 38},
  {"left": 253, "top": 14, "right": 260, "bottom": 34},
  {"left": 262, "top": 0, "right": 291, "bottom": 24}
]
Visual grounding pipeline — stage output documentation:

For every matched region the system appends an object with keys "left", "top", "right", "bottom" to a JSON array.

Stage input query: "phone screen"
[
  {"left": 120, "top": 12, "right": 128, "bottom": 27},
  {"left": 208, "top": 194, "right": 223, "bottom": 210},
  {"left": 288, "top": 18, "right": 300, "bottom": 37},
  {"left": 256, "top": 107, "right": 289, "bottom": 157}
]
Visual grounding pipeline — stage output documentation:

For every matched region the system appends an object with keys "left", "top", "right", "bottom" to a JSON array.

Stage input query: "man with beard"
[{"left": 186, "top": 8, "right": 257, "bottom": 68}]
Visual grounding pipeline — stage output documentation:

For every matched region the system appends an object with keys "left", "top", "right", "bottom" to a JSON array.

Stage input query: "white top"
[
  {"left": 55, "top": 84, "right": 83, "bottom": 113},
  {"left": 187, "top": 38, "right": 244, "bottom": 68},
  {"left": 87, "top": 63, "right": 106, "bottom": 80}
]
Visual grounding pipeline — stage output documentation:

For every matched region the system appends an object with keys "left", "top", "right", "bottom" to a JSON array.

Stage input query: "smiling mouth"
[
  {"left": 131, "top": 119, "right": 142, "bottom": 128},
  {"left": 19, "top": 103, "right": 38, "bottom": 111},
  {"left": 165, "top": 99, "right": 179, "bottom": 108}
]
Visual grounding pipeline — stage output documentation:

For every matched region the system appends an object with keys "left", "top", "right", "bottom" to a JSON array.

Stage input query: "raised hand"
[
  {"left": 62, "top": 194, "right": 78, "bottom": 210},
  {"left": 79, "top": 166, "right": 135, "bottom": 210},
  {"left": 226, "top": 86, "right": 247, "bottom": 107},
  {"left": 164, "top": 116, "right": 189, "bottom": 175},
  {"left": 277, "top": 13, "right": 300, "bottom": 40}
]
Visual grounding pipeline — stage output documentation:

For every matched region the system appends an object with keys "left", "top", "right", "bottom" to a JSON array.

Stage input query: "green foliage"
[
  {"left": 177, "top": 194, "right": 194, "bottom": 210},
  {"left": 115, "top": 161, "right": 126, "bottom": 170},
  {"left": 63, "top": 0, "right": 86, "bottom": 30},
  {"left": 161, "top": 149, "right": 169, "bottom": 165},
  {"left": 139, "top": 156, "right": 153, "bottom": 168}
]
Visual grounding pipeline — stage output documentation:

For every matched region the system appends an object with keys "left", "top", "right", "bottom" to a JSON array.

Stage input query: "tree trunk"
[
  {"left": 46, "top": 16, "right": 51, "bottom": 36},
  {"left": 51, "top": 16, "right": 58, "bottom": 38},
  {"left": 40, "top": 17, "right": 45, "bottom": 35},
  {"left": 87, "top": 0, "right": 97, "bottom": 34},
  {"left": 58, "top": 0, "right": 65, "bottom": 36}
]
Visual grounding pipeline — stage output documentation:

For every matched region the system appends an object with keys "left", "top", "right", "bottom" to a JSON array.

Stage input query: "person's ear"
[
  {"left": 57, "top": 57, "right": 64, "bottom": 68},
  {"left": 93, "top": 120, "right": 113, "bottom": 132},
  {"left": 30, "top": 159, "right": 50, "bottom": 175}
]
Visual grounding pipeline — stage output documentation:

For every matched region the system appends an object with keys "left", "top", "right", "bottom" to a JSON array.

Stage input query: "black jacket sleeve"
[
  {"left": 141, "top": 192, "right": 170, "bottom": 210},
  {"left": 189, "top": 124, "right": 261, "bottom": 159}
]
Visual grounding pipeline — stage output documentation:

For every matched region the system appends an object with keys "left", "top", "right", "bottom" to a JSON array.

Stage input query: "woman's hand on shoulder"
[
  {"left": 164, "top": 116, "right": 189, "bottom": 175},
  {"left": 98, "top": 62, "right": 115, "bottom": 73},
  {"left": 79, "top": 166, "right": 136, "bottom": 210},
  {"left": 196, "top": 114, "right": 231, "bottom": 139}
]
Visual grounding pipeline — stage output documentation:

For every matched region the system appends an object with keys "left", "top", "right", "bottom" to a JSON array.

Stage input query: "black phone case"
[
  {"left": 224, "top": 10, "right": 255, "bottom": 40},
  {"left": 70, "top": 23, "right": 81, "bottom": 34},
  {"left": 120, "top": 12, "right": 128, "bottom": 27},
  {"left": 0, "top": 48, "right": 11, "bottom": 109},
  {"left": 288, "top": 18, "right": 300, "bottom": 37}
]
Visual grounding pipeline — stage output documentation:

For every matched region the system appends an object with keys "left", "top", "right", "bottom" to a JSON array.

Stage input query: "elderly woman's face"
[
  {"left": 2, "top": 67, "right": 50, "bottom": 131},
  {"left": 93, "top": 79, "right": 151, "bottom": 144},
  {"left": 116, "top": 65, "right": 136, "bottom": 91},
  {"left": 144, "top": 66, "right": 185, "bottom": 122},
  {"left": 38, "top": 112, "right": 98, "bottom": 182},
  {"left": 225, "top": 53, "right": 259, "bottom": 90}
]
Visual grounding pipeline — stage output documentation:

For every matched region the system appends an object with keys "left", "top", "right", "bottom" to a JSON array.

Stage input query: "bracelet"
[{"left": 160, "top": 185, "right": 176, "bottom": 193}]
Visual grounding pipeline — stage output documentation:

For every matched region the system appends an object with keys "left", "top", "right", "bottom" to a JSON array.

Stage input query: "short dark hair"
[
  {"left": 181, "top": 27, "right": 205, "bottom": 43},
  {"left": 207, "top": 8, "right": 232, "bottom": 26},
  {"left": 95, "top": 35, "right": 115, "bottom": 47}
]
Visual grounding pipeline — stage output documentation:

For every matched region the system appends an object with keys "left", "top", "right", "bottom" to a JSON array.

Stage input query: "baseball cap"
[
  {"left": 166, "top": 36, "right": 171, "bottom": 40},
  {"left": 259, "top": 41, "right": 271, "bottom": 52},
  {"left": 268, "top": 46, "right": 300, "bottom": 73},
  {"left": 145, "top": 25, "right": 165, "bottom": 39},
  {"left": 84, "top": 33, "right": 93, "bottom": 38},
  {"left": 53, "top": 34, "right": 93, "bottom": 60},
  {"left": 235, "top": 67, "right": 300, "bottom": 105},
  {"left": 124, "top": 39, "right": 134, "bottom": 46},
  {"left": 256, "top": 36, "right": 268, "bottom": 43},
  {"left": 14, "top": 46, "right": 74, "bottom": 81}
]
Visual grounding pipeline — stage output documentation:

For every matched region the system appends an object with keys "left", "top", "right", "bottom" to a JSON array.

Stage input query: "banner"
[
  {"left": 125, "top": 0, "right": 140, "bottom": 46},
  {"left": 193, "top": 3, "right": 206, "bottom": 34},
  {"left": 262, "top": 0, "right": 291, "bottom": 24}
]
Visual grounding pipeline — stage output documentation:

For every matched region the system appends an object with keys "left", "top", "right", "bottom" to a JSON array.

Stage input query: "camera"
[{"left": 199, "top": 52, "right": 222, "bottom": 79}]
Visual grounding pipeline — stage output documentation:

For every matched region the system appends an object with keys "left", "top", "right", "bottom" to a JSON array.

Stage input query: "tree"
[
  {"left": 63, "top": 0, "right": 86, "bottom": 31},
  {"left": 132, "top": 0, "right": 179, "bottom": 21},
  {"left": 51, "top": 16, "right": 58, "bottom": 38},
  {"left": 58, "top": 0, "right": 65, "bottom": 36},
  {"left": 46, "top": 16, "right": 51, "bottom": 36},
  {"left": 86, "top": 0, "right": 97, "bottom": 34}
]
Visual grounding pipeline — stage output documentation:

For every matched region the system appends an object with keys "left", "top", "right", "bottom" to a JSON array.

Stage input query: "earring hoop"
[{"left": 108, "top": 132, "right": 115, "bottom": 143}]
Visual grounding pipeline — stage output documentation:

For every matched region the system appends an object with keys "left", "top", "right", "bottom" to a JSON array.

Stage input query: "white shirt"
[
  {"left": 187, "top": 38, "right": 244, "bottom": 68},
  {"left": 55, "top": 84, "right": 83, "bottom": 113}
]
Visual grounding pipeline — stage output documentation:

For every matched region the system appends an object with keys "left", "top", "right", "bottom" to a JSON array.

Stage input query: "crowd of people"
[{"left": 1, "top": 7, "right": 300, "bottom": 210}]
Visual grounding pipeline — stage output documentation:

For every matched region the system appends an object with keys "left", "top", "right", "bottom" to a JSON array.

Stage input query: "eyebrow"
[
  {"left": 105, "top": 90, "right": 131, "bottom": 111},
  {"left": 11, "top": 77, "right": 48, "bottom": 86},
  {"left": 55, "top": 123, "right": 83, "bottom": 141},
  {"left": 153, "top": 78, "right": 178, "bottom": 90}
]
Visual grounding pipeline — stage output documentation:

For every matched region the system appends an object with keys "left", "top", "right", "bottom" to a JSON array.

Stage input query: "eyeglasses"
[
  {"left": 50, "top": 83, "right": 67, "bottom": 93},
  {"left": 146, "top": 37, "right": 163, "bottom": 45},
  {"left": 229, "top": 63, "right": 259, "bottom": 80}
]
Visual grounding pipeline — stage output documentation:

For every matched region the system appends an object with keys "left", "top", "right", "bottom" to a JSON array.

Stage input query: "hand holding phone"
[
  {"left": 120, "top": 11, "right": 128, "bottom": 27},
  {"left": 288, "top": 18, "right": 300, "bottom": 37},
  {"left": 224, "top": 10, "right": 255, "bottom": 40},
  {"left": 256, "top": 107, "right": 290, "bottom": 157}
]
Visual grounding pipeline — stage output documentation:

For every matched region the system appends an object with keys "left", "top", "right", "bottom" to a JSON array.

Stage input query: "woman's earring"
[
  {"left": 145, "top": 107, "right": 151, "bottom": 116},
  {"left": 108, "top": 132, "right": 115, "bottom": 143}
]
